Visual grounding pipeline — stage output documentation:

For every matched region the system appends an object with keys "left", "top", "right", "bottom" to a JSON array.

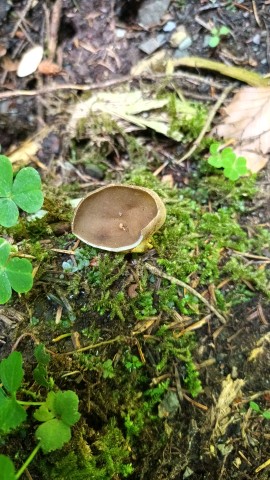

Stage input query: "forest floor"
[{"left": 0, "top": 1, "right": 270, "bottom": 479}]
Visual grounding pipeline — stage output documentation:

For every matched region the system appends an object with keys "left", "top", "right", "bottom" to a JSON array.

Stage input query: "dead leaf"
[
  {"left": 131, "top": 50, "right": 168, "bottom": 76},
  {"left": 38, "top": 60, "right": 61, "bottom": 75},
  {"left": 2, "top": 56, "right": 18, "bottom": 72},
  {"left": 213, "top": 87, "right": 270, "bottom": 172},
  {"left": 17, "top": 45, "right": 44, "bottom": 77},
  {"left": 7, "top": 139, "right": 41, "bottom": 168}
]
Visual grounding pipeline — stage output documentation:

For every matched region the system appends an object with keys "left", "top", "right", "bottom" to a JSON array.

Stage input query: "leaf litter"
[{"left": 213, "top": 87, "right": 270, "bottom": 173}]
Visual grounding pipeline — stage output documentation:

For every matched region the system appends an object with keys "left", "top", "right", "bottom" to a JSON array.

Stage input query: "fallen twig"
[{"left": 145, "top": 263, "right": 227, "bottom": 324}]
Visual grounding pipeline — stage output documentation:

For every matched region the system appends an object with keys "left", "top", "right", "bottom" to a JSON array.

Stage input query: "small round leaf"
[
  {"left": 12, "top": 167, "right": 44, "bottom": 213},
  {"left": 6, "top": 257, "right": 33, "bottom": 293},
  {"left": 0, "top": 198, "right": 19, "bottom": 227}
]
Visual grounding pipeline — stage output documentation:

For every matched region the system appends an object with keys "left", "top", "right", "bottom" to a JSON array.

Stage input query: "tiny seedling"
[
  {"left": 0, "top": 350, "right": 80, "bottom": 479},
  {"left": 208, "top": 143, "right": 249, "bottom": 181},
  {"left": 0, "top": 154, "right": 43, "bottom": 227},
  {"left": 208, "top": 25, "right": 230, "bottom": 48},
  {"left": 0, "top": 238, "right": 33, "bottom": 304},
  {"left": 250, "top": 401, "right": 270, "bottom": 420}
]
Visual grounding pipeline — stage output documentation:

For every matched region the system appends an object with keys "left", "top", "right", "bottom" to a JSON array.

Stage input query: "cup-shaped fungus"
[{"left": 72, "top": 184, "right": 166, "bottom": 252}]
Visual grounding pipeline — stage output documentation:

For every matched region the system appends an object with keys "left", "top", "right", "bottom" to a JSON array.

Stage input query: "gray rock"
[
  {"left": 138, "top": 0, "right": 171, "bottom": 28},
  {"left": 139, "top": 36, "right": 164, "bottom": 54},
  {"left": 252, "top": 33, "right": 261, "bottom": 45},
  {"left": 163, "top": 20, "right": 176, "bottom": 32},
  {"left": 178, "top": 36, "right": 192, "bottom": 50}
]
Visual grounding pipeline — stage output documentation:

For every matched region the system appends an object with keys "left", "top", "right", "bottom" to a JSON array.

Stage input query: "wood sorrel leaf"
[
  {"left": 6, "top": 257, "right": 33, "bottom": 293},
  {"left": 12, "top": 167, "right": 44, "bottom": 213},
  {"left": 0, "top": 198, "right": 19, "bottom": 228},
  {"left": 0, "top": 156, "right": 13, "bottom": 197},
  {"left": 0, "top": 238, "right": 11, "bottom": 264},
  {"left": 0, "top": 271, "right": 12, "bottom": 304}
]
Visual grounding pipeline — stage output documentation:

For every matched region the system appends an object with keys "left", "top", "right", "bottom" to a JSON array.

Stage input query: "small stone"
[
  {"left": 115, "top": 28, "right": 126, "bottom": 38},
  {"left": 252, "top": 33, "right": 261, "bottom": 45},
  {"left": 178, "top": 36, "right": 192, "bottom": 50},
  {"left": 139, "top": 37, "right": 164, "bottom": 55},
  {"left": 174, "top": 48, "right": 189, "bottom": 59},
  {"left": 170, "top": 25, "right": 187, "bottom": 48},
  {"left": 138, "top": 0, "right": 171, "bottom": 28},
  {"left": 163, "top": 21, "right": 176, "bottom": 32}
]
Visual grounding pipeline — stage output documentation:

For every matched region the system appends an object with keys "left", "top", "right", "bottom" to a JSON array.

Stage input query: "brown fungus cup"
[{"left": 71, "top": 184, "right": 166, "bottom": 252}]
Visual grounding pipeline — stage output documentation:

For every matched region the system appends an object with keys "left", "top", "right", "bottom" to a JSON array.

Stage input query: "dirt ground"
[{"left": 0, "top": 1, "right": 270, "bottom": 480}]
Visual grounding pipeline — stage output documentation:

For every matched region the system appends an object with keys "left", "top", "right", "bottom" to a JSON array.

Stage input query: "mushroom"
[{"left": 71, "top": 184, "right": 166, "bottom": 252}]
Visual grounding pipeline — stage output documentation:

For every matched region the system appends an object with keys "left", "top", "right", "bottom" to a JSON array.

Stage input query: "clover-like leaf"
[
  {"left": 0, "top": 239, "right": 33, "bottom": 304},
  {"left": 223, "top": 155, "right": 248, "bottom": 181},
  {"left": 0, "top": 156, "right": 43, "bottom": 227},
  {"left": 208, "top": 153, "right": 223, "bottom": 168},
  {"left": 0, "top": 198, "right": 19, "bottom": 228},
  {"left": 0, "top": 156, "right": 13, "bottom": 196},
  {"left": 12, "top": 167, "right": 44, "bottom": 213}
]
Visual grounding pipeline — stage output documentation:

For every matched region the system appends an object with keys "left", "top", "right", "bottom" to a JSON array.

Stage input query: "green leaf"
[
  {"left": 208, "top": 36, "right": 220, "bottom": 48},
  {"left": 221, "top": 148, "right": 236, "bottom": 163},
  {"left": 223, "top": 156, "right": 248, "bottom": 181},
  {"left": 34, "top": 344, "right": 50, "bottom": 366},
  {"left": 0, "top": 238, "right": 11, "bottom": 264},
  {"left": 0, "top": 351, "right": 24, "bottom": 393},
  {"left": 0, "top": 198, "right": 19, "bottom": 227},
  {"left": 36, "top": 419, "right": 71, "bottom": 453},
  {"left": 209, "top": 143, "right": 220, "bottom": 155},
  {"left": 0, "top": 455, "right": 16, "bottom": 480},
  {"left": 0, "top": 156, "right": 13, "bottom": 197},
  {"left": 250, "top": 401, "right": 260, "bottom": 412},
  {"left": 262, "top": 411, "right": 270, "bottom": 420},
  {"left": 0, "top": 270, "right": 12, "bottom": 304},
  {"left": 6, "top": 257, "right": 33, "bottom": 293},
  {"left": 12, "top": 167, "right": 44, "bottom": 213},
  {"left": 208, "top": 154, "right": 223, "bottom": 168},
  {"left": 219, "top": 26, "right": 230, "bottom": 36},
  {"left": 34, "top": 404, "right": 55, "bottom": 422},
  {"left": 0, "top": 397, "right": 27, "bottom": 433},
  {"left": 53, "top": 391, "right": 80, "bottom": 426}
]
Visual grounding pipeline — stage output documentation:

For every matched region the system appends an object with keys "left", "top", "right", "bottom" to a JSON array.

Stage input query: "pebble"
[
  {"left": 170, "top": 25, "right": 187, "bottom": 48},
  {"left": 138, "top": 0, "right": 170, "bottom": 28},
  {"left": 139, "top": 37, "right": 164, "bottom": 55},
  {"left": 163, "top": 21, "right": 176, "bottom": 32},
  {"left": 252, "top": 33, "right": 261, "bottom": 45},
  {"left": 178, "top": 36, "right": 192, "bottom": 50},
  {"left": 115, "top": 28, "right": 126, "bottom": 38}
]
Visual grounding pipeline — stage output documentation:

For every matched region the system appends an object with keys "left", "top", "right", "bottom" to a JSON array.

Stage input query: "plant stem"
[{"left": 15, "top": 443, "right": 41, "bottom": 479}]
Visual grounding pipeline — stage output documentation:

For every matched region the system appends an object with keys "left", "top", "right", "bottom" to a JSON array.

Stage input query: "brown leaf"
[
  {"left": 213, "top": 87, "right": 270, "bottom": 172},
  {"left": 38, "top": 60, "right": 61, "bottom": 75},
  {"left": 127, "top": 283, "right": 139, "bottom": 298}
]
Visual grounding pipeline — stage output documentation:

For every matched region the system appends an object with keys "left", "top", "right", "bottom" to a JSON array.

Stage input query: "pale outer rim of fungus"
[{"left": 71, "top": 184, "right": 166, "bottom": 252}]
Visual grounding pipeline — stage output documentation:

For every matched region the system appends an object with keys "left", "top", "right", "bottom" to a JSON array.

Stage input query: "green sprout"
[
  {"left": 208, "top": 25, "right": 230, "bottom": 48},
  {"left": 250, "top": 401, "right": 270, "bottom": 420},
  {"left": 0, "top": 238, "right": 33, "bottom": 304},
  {"left": 0, "top": 155, "right": 43, "bottom": 227},
  {"left": 208, "top": 143, "right": 249, "bottom": 181}
]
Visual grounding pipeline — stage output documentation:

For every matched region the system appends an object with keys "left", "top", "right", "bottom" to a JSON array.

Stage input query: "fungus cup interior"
[{"left": 72, "top": 185, "right": 166, "bottom": 252}]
